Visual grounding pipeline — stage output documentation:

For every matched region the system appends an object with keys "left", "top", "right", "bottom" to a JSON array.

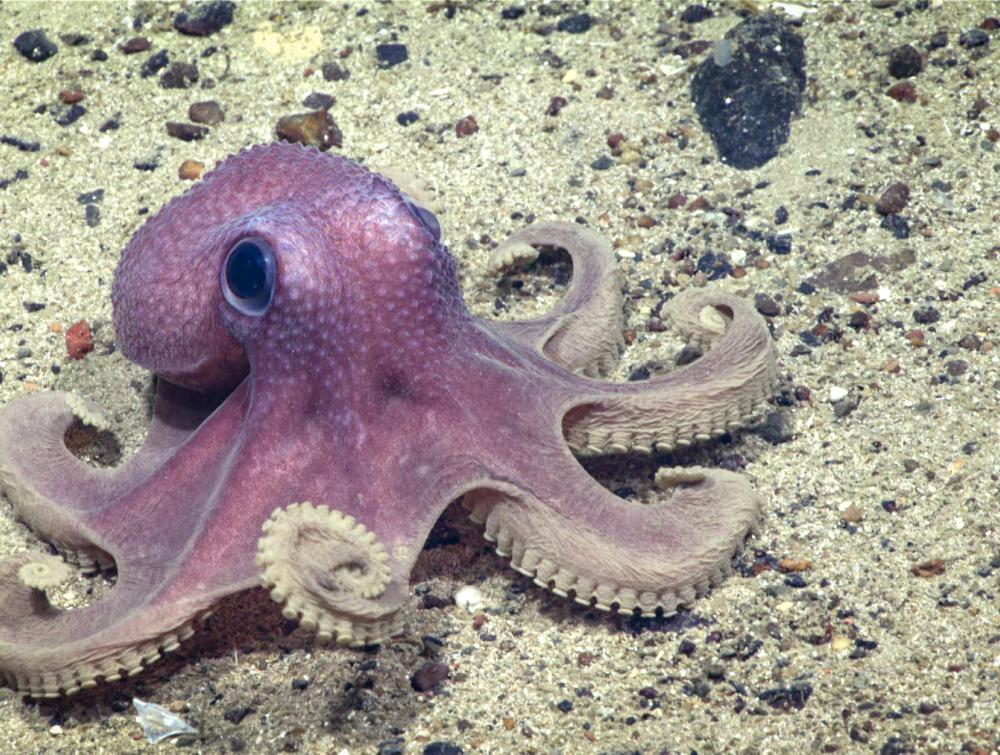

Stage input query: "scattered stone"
[
  {"left": 681, "top": 4, "right": 714, "bottom": 23},
  {"left": 913, "top": 306, "right": 940, "bottom": 324},
  {"left": 189, "top": 100, "right": 224, "bottom": 125},
  {"left": 911, "top": 559, "right": 946, "bottom": 577},
  {"left": 828, "top": 386, "right": 848, "bottom": 403},
  {"left": 875, "top": 182, "right": 910, "bottom": 215},
  {"left": 841, "top": 504, "right": 865, "bottom": 523},
  {"left": 322, "top": 62, "right": 350, "bottom": 81},
  {"left": 423, "top": 743, "right": 464, "bottom": 755},
  {"left": 755, "top": 411, "right": 793, "bottom": 444},
  {"left": 590, "top": 155, "right": 614, "bottom": 170},
  {"left": 224, "top": 706, "right": 253, "bottom": 724},
  {"left": 302, "top": 92, "right": 335, "bottom": 111},
  {"left": 160, "top": 61, "right": 199, "bottom": 89},
  {"left": 556, "top": 699, "right": 573, "bottom": 713},
  {"left": 753, "top": 293, "right": 781, "bottom": 317},
  {"left": 556, "top": 13, "right": 591, "bottom": 34},
  {"left": 411, "top": 661, "right": 449, "bottom": 693},
  {"left": 397, "top": 111, "right": 419, "bottom": 127},
  {"left": 174, "top": 1, "right": 236, "bottom": 36},
  {"left": 690, "top": 13, "right": 805, "bottom": 169},
  {"left": 886, "top": 80, "right": 917, "bottom": 103},
  {"left": 455, "top": 115, "right": 478, "bottom": 137},
  {"left": 140, "top": 50, "right": 169, "bottom": 78},
  {"left": 13, "top": 30, "right": 58, "bottom": 62},
  {"left": 888, "top": 44, "right": 922, "bottom": 78},
  {"left": 179, "top": 160, "right": 204, "bottom": 180},
  {"left": 959, "top": 28, "right": 989, "bottom": 48},
  {"left": 276, "top": 110, "right": 343, "bottom": 150},
  {"left": 65, "top": 320, "right": 94, "bottom": 359},
  {"left": 165, "top": 122, "right": 208, "bottom": 141},
  {"left": 453, "top": 585, "right": 484, "bottom": 613},
  {"left": 376, "top": 43, "right": 409, "bottom": 68},
  {"left": 120, "top": 37, "right": 151, "bottom": 54},
  {"left": 758, "top": 683, "right": 812, "bottom": 711}
]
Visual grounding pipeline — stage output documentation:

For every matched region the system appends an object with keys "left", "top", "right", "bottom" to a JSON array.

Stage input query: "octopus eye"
[
  {"left": 222, "top": 236, "right": 276, "bottom": 316},
  {"left": 404, "top": 198, "right": 441, "bottom": 244}
]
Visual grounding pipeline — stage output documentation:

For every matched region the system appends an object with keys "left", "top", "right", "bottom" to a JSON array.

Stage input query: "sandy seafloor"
[{"left": 0, "top": 0, "right": 998, "bottom": 753}]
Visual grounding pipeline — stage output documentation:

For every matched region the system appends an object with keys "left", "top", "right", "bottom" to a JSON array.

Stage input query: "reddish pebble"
[
  {"left": 455, "top": 115, "right": 478, "bottom": 137},
  {"left": 276, "top": 109, "right": 343, "bottom": 150},
  {"left": 471, "top": 613, "right": 487, "bottom": 630},
  {"left": 886, "top": 80, "right": 918, "bottom": 103},
  {"left": 666, "top": 193, "right": 687, "bottom": 209},
  {"left": 546, "top": 96, "right": 568, "bottom": 116},
  {"left": 850, "top": 291, "right": 880, "bottom": 305},
  {"left": 59, "top": 89, "right": 85, "bottom": 104},
  {"left": 65, "top": 320, "right": 94, "bottom": 360},
  {"left": 876, "top": 182, "right": 910, "bottom": 215},
  {"left": 120, "top": 36, "right": 151, "bottom": 54}
]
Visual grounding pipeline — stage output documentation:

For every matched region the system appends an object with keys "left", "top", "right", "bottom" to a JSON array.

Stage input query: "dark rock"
[
  {"left": 556, "top": 699, "right": 573, "bottom": 712},
  {"left": 774, "top": 205, "right": 788, "bottom": 224},
  {"left": 423, "top": 743, "right": 464, "bottom": 755},
  {"left": 140, "top": 49, "right": 169, "bottom": 77},
  {"left": 174, "top": 1, "right": 236, "bottom": 36},
  {"left": 397, "top": 111, "right": 419, "bottom": 127},
  {"left": 160, "top": 61, "right": 199, "bottom": 88},
  {"left": 0, "top": 136, "right": 41, "bottom": 152},
  {"left": 120, "top": 37, "right": 151, "bottom": 54},
  {"left": 501, "top": 6, "right": 525, "bottom": 20},
  {"left": 767, "top": 233, "right": 792, "bottom": 255},
  {"left": 754, "top": 292, "right": 781, "bottom": 317},
  {"left": 880, "top": 214, "right": 909, "bottom": 239},
  {"left": 166, "top": 122, "right": 209, "bottom": 141},
  {"left": 696, "top": 250, "right": 732, "bottom": 280},
  {"left": 681, "top": 5, "right": 714, "bottom": 23},
  {"left": 875, "top": 182, "right": 910, "bottom": 215},
  {"left": 556, "top": 13, "right": 591, "bottom": 34},
  {"left": 690, "top": 13, "right": 805, "bottom": 169},
  {"left": 959, "top": 28, "right": 989, "bottom": 48},
  {"left": 302, "top": 92, "right": 334, "bottom": 111},
  {"left": 84, "top": 204, "right": 100, "bottom": 227},
  {"left": 758, "top": 682, "right": 813, "bottom": 710},
  {"left": 224, "top": 706, "right": 253, "bottom": 724},
  {"left": 378, "top": 738, "right": 406, "bottom": 755},
  {"left": 928, "top": 31, "right": 948, "bottom": 50},
  {"left": 13, "top": 30, "right": 58, "bottom": 62},
  {"left": 76, "top": 189, "right": 103, "bottom": 203},
  {"left": 291, "top": 677, "right": 309, "bottom": 690},
  {"left": 322, "top": 62, "right": 350, "bottom": 81},
  {"left": 55, "top": 104, "right": 86, "bottom": 127},
  {"left": 888, "top": 44, "right": 923, "bottom": 78},
  {"left": 590, "top": 154, "right": 614, "bottom": 170},
  {"left": 756, "top": 411, "right": 793, "bottom": 444},
  {"left": 411, "top": 661, "right": 449, "bottom": 692},
  {"left": 913, "top": 306, "right": 940, "bottom": 324},
  {"left": 376, "top": 43, "right": 408, "bottom": 68}
]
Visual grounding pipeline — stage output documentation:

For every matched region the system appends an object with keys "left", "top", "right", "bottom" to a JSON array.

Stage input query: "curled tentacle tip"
[{"left": 17, "top": 554, "right": 73, "bottom": 591}]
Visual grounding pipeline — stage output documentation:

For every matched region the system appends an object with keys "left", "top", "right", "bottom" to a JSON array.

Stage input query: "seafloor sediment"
[{"left": 0, "top": 1, "right": 997, "bottom": 753}]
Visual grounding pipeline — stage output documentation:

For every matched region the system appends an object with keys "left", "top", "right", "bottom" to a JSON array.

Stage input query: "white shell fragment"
[
  {"left": 133, "top": 698, "right": 197, "bottom": 744},
  {"left": 828, "top": 386, "right": 848, "bottom": 403},
  {"left": 453, "top": 585, "right": 484, "bottom": 614}
]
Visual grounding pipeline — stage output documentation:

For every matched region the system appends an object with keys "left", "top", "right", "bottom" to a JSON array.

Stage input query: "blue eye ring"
[{"left": 221, "top": 236, "right": 276, "bottom": 316}]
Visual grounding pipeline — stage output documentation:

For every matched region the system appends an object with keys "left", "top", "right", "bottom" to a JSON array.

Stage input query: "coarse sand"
[{"left": 0, "top": 1, "right": 998, "bottom": 753}]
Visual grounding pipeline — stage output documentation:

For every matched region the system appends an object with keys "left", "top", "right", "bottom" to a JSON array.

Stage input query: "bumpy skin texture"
[{"left": 0, "top": 143, "right": 778, "bottom": 697}]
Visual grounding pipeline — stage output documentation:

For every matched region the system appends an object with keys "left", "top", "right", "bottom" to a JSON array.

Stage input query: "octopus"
[{"left": 0, "top": 143, "right": 778, "bottom": 697}]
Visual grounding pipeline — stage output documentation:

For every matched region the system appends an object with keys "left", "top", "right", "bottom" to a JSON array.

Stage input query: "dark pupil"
[{"left": 226, "top": 242, "right": 266, "bottom": 299}]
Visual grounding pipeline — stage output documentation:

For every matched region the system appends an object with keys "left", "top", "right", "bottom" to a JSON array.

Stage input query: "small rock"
[
  {"left": 165, "top": 122, "right": 208, "bottom": 142},
  {"left": 828, "top": 386, "right": 848, "bottom": 403},
  {"left": 453, "top": 585, "right": 484, "bottom": 613},
  {"left": 911, "top": 559, "right": 946, "bottom": 577},
  {"left": 160, "top": 61, "right": 199, "bottom": 89},
  {"left": 886, "top": 80, "right": 917, "bottom": 103},
  {"left": 455, "top": 115, "right": 478, "bottom": 137},
  {"left": 376, "top": 43, "right": 408, "bottom": 68},
  {"left": 913, "top": 306, "right": 940, "bottom": 324},
  {"left": 174, "top": 1, "right": 236, "bottom": 36},
  {"left": 322, "top": 62, "right": 350, "bottom": 81},
  {"left": 411, "top": 661, "right": 449, "bottom": 693},
  {"left": 888, "top": 44, "right": 922, "bottom": 78},
  {"left": 556, "top": 13, "right": 592, "bottom": 34},
  {"left": 754, "top": 292, "right": 781, "bottom": 317},
  {"left": 841, "top": 504, "right": 865, "bottom": 523},
  {"left": 276, "top": 110, "right": 343, "bottom": 150},
  {"left": 959, "top": 28, "right": 989, "bottom": 48},
  {"left": 120, "top": 37, "right": 151, "bottom": 54},
  {"left": 875, "top": 182, "right": 910, "bottom": 215},
  {"left": 188, "top": 100, "right": 224, "bottom": 125},
  {"left": 13, "top": 30, "right": 58, "bottom": 62},
  {"left": 65, "top": 320, "right": 94, "bottom": 360}
]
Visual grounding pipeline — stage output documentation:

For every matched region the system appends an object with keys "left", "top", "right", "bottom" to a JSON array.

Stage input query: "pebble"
[
  {"left": 120, "top": 37, "right": 151, "bottom": 54},
  {"left": 886, "top": 80, "right": 917, "bottom": 103},
  {"left": 453, "top": 585, "right": 484, "bottom": 613},
  {"left": 411, "top": 661, "right": 449, "bottom": 692},
  {"left": 189, "top": 100, "right": 224, "bottom": 125},
  {"left": 959, "top": 28, "right": 989, "bottom": 48},
  {"left": 455, "top": 115, "right": 478, "bottom": 137},
  {"left": 160, "top": 61, "right": 199, "bottom": 89},
  {"left": 875, "top": 182, "right": 910, "bottom": 215},
  {"left": 888, "top": 44, "right": 922, "bottom": 78},
  {"left": 65, "top": 320, "right": 94, "bottom": 360},
  {"left": 376, "top": 43, "right": 409, "bottom": 68},
  {"left": 828, "top": 386, "right": 848, "bottom": 403},
  {"left": 276, "top": 110, "right": 343, "bottom": 150},
  {"left": 179, "top": 159, "right": 204, "bottom": 180},
  {"left": 13, "top": 30, "right": 58, "bottom": 62},
  {"left": 174, "top": 0, "right": 236, "bottom": 37},
  {"left": 166, "top": 122, "right": 209, "bottom": 142}
]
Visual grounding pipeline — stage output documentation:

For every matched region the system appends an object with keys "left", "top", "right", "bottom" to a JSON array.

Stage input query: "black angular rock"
[
  {"left": 690, "top": 13, "right": 806, "bottom": 170},
  {"left": 13, "top": 30, "right": 58, "bottom": 62}
]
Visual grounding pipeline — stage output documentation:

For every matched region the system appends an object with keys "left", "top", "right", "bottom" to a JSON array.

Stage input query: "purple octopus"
[{"left": 0, "top": 143, "right": 777, "bottom": 697}]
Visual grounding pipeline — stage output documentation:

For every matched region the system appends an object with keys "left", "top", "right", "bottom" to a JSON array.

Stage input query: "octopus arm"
[
  {"left": 484, "top": 222, "right": 625, "bottom": 377},
  {"left": 561, "top": 287, "right": 779, "bottom": 455}
]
